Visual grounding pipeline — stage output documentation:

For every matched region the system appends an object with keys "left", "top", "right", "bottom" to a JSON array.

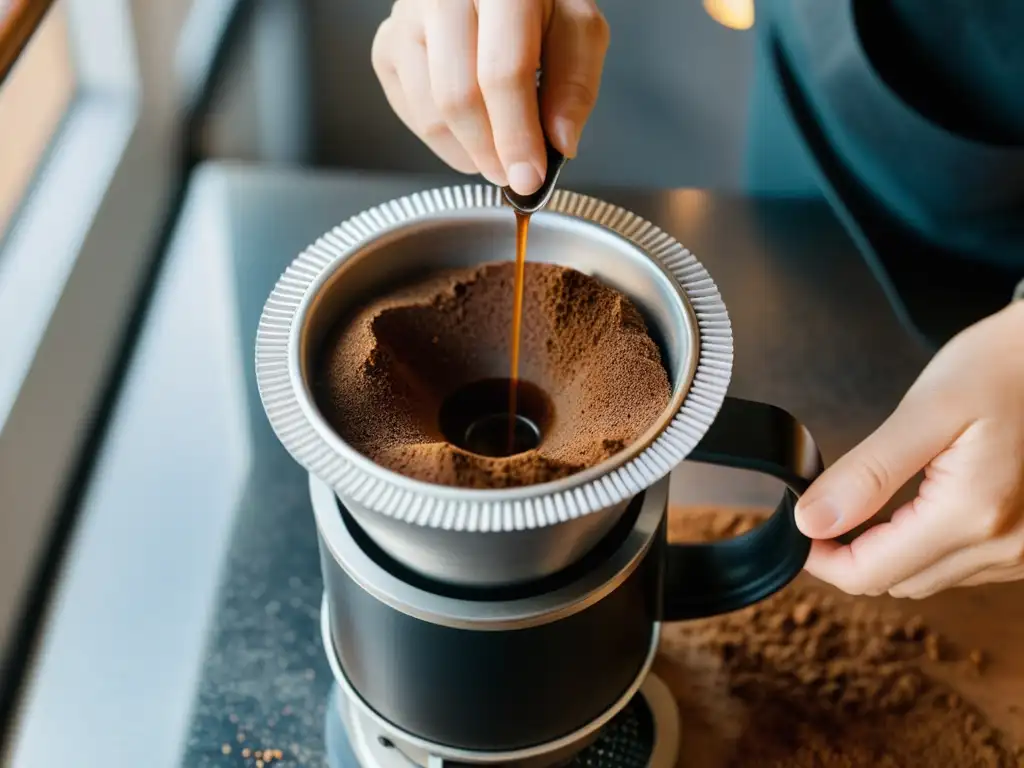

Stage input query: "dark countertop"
[{"left": 10, "top": 163, "right": 1001, "bottom": 767}]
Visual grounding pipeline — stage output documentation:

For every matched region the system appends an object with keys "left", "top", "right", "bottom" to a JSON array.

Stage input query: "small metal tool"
[
  {"left": 502, "top": 70, "right": 569, "bottom": 214},
  {"left": 501, "top": 137, "right": 568, "bottom": 214}
]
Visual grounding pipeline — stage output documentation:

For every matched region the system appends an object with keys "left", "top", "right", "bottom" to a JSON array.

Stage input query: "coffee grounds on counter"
[
  {"left": 314, "top": 261, "right": 671, "bottom": 489},
  {"left": 659, "top": 509, "right": 1021, "bottom": 768}
]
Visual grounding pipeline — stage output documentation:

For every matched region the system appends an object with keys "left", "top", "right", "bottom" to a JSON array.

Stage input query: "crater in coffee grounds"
[
  {"left": 438, "top": 378, "right": 550, "bottom": 458},
  {"left": 313, "top": 261, "right": 671, "bottom": 488}
]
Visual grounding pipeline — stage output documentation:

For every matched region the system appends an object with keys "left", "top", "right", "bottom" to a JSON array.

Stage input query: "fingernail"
[
  {"left": 482, "top": 168, "right": 508, "bottom": 188},
  {"left": 795, "top": 499, "right": 840, "bottom": 536},
  {"left": 507, "top": 162, "right": 542, "bottom": 195},
  {"left": 552, "top": 116, "right": 579, "bottom": 157}
]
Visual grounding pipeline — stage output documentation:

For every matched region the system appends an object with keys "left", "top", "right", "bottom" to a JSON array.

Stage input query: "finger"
[
  {"left": 477, "top": 0, "right": 548, "bottom": 195},
  {"left": 540, "top": 0, "right": 609, "bottom": 157},
  {"left": 795, "top": 395, "right": 962, "bottom": 539},
  {"left": 887, "top": 536, "right": 1020, "bottom": 598},
  {"left": 803, "top": 497, "right": 978, "bottom": 596},
  {"left": 392, "top": 34, "right": 479, "bottom": 174},
  {"left": 424, "top": 0, "right": 507, "bottom": 185},
  {"left": 372, "top": 17, "right": 418, "bottom": 133},
  {"left": 959, "top": 564, "right": 1024, "bottom": 587}
]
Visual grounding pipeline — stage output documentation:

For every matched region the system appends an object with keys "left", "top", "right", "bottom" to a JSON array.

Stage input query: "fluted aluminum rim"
[{"left": 255, "top": 185, "right": 733, "bottom": 532}]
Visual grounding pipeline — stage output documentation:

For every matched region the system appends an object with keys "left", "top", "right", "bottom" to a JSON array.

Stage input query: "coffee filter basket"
[{"left": 255, "top": 184, "right": 737, "bottom": 587}]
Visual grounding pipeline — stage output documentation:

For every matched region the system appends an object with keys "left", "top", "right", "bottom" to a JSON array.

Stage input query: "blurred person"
[{"left": 370, "top": 0, "right": 1024, "bottom": 599}]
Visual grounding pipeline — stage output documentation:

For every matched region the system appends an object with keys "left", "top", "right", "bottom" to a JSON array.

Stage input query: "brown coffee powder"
[
  {"left": 659, "top": 509, "right": 1021, "bottom": 767},
  {"left": 314, "top": 261, "right": 671, "bottom": 488}
]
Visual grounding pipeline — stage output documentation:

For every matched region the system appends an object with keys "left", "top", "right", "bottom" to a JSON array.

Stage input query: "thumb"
[
  {"left": 795, "top": 397, "right": 957, "bottom": 539},
  {"left": 540, "top": 1, "right": 609, "bottom": 158}
]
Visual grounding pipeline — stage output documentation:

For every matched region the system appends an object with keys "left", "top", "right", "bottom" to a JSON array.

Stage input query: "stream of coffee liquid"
[{"left": 507, "top": 210, "right": 530, "bottom": 451}]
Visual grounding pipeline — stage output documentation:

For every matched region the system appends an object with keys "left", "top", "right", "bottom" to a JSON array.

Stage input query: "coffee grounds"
[
  {"left": 658, "top": 508, "right": 1021, "bottom": 768},
  {"left": 315, "top": 261, "right": 671, "bottom": 488}
]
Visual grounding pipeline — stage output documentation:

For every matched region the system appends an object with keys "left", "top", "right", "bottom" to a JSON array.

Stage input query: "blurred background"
[
  {"left": 5, "top": 3, "right": 1024, "bottom": 766},
  {"left": 0, "top": 0, "right": 819, "bottom": 220},
  {"left": 0, "top": 0, "right": 817, "bottom": 690},
  {"left": 190, "top": 0, "right": 816, "bottom": 191},
  {"left": 0, "top": 0, "right": 819, "bottom": 759}
]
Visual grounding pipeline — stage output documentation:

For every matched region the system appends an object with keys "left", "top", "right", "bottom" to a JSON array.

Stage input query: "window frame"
[
  {"left": 0, "top": 0, "right": 244, "bottom": 729},
  {"left": 0, "top": 1, "right": 60, "bottom": 86}
]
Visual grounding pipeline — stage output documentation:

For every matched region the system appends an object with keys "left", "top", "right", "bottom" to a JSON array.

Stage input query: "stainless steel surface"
[
  {"left": 257, "top": 185, "right": 734, "bottom": 586},
  {"left": 327, "top": 673, "right": 679, "bottom": 768},
  {"left": 334, "top": 689, "right": 600, "bottom": 768},
  {"left": 641, "top": 674, "right": 681, "bottom": 768},
  {"left": 320, "top": 592, "right": 662, "bottom": 764},
  {"left": 329, "top": 673, "right": 679, "bottom": 768},
  {"left": 311, "top": 475, "right": 669, "bottom": 630},
  {"left": 10, "top": 163, "right": 956, "bottom": 768}
]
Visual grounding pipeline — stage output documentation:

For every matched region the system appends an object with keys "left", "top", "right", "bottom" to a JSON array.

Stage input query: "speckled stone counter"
[
  {"left": 181, "top": 456, "right": 331, "bottom": 767},
  {"left": 174, "top": 167, "right": 929, "bottom": 767},
  {"left": 10, "top": 164, "right": 1013, "bottom": 768}
]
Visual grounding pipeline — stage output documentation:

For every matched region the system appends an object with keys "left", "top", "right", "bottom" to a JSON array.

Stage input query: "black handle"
[{"left": 662, "top": 397, "right": 823, "bottom": 621}]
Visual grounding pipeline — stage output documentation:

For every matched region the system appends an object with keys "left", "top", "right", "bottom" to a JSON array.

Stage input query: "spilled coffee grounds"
[
  {"left": 315, "top": 261, "right": 671, "bottom": 488},
  {"left": 659, "top": 508, "right": 1022, "bottom": 768}
]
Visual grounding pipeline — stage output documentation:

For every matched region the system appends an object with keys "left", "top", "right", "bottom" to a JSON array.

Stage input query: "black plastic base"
[{"left": 321, "top": 497, "right": 658, "bottom": 752}]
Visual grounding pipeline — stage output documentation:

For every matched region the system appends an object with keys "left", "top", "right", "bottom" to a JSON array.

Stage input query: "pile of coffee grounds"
[
  {"left": 657, "top": 508, "right": 1021, "bottom": 768},
  {"left": 314, "top": 261, "right": 671, "bottom": 488}
]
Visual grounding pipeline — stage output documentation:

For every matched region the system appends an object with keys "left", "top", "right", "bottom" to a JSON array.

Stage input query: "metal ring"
[
  {"left": 311, "top": 473, "right": 669, "bottom": 630},
  {"left": 256, "top": 186, "right": 733, "bottom": 534}
]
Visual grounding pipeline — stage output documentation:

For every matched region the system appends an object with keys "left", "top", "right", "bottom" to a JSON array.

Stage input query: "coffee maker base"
[
  {"left": 325, "top": 673, "right": 680, "bottom": 768},
  {"left": 320, "top": 591, "right": 678, "bottom": 768}
]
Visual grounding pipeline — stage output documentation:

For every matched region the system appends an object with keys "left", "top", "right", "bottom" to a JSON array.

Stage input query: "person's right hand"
[{"left": 371, "top": 0, "right": 609, "bottom": 196}]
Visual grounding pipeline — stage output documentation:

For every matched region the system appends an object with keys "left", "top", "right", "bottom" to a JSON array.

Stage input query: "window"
[
  {"left": 0, "top": 2, "right": 74, "bottom": 241},
  {"left": 0, "top": 0, "right": 234, "bottom": 727}
]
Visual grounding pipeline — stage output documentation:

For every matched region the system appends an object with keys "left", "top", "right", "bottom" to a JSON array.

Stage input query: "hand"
[
  {"left": 795, "top": 301, "right": 1024, "bottom": 598},
  {"left": 371, "top": 0, "right": 609, "bottom": 195}
]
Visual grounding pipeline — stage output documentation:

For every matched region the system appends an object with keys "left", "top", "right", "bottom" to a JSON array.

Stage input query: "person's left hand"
[{"left": 795, "top": 300, "right": 1024, "bottom": 598}]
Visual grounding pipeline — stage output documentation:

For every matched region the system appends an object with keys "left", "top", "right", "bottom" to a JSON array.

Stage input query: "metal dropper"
[{"left": 501, "top": 132, "right": 568, "bottom": 214}]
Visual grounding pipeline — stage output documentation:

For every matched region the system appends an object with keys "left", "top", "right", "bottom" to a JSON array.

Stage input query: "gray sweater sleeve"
[{"left": 1014, "top": 279, "right": 1024, "bottom": 303}]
